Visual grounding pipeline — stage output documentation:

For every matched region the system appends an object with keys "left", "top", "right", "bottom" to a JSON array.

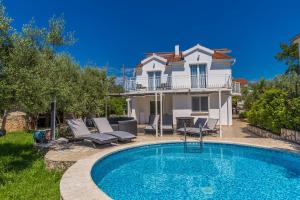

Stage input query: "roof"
[
  {"left": 135, "top": 45, "right": 234, "bottom": 68},
  {"left": 233, "top": 78, "right": 248, "bottom": 85}
]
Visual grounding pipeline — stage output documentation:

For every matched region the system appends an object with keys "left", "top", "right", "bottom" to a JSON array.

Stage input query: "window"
[
  {"left": 148, "top": 71, "right": 161, "bottom": 90},
  {"left": 190, "top": 64, "right": 207, "bottom": 88},
  {"left": 191, "top": 96, "right": 209, "bottom": 112}
]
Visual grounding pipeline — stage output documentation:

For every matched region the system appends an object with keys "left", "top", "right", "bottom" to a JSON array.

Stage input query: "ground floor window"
[{"left": 191, "top": 96, "right": 208, "bottom": 112}]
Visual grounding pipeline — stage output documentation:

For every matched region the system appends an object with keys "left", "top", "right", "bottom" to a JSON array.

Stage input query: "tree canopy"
[
  {"left": 0, "top": 2, "right": 125, "bottom": 126},
  {"left": 275, "top": 42, "right": 299, "bottom": 74}
]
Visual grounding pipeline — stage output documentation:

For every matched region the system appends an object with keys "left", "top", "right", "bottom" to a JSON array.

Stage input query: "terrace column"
[
  {"left": 126, "top": 98, "right": 131, "bottom": 117},
  {"left": 155, "top": 92, "right": 158, "bottom": 138},
  {"left": 218, "top": 90, "right": 222, "bottom": 138},
  {"left": 160, "top": 92, "right": 163, "bottom": 137}
]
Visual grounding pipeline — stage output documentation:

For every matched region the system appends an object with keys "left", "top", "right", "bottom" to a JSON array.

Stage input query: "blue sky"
[{"left": 4, "top": 0, "right": 300, "bottom": 80}]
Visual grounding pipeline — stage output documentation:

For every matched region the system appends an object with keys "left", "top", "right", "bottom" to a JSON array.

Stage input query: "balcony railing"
[{"left": 124, "top": 75, "right": 241, "bottom": 93}]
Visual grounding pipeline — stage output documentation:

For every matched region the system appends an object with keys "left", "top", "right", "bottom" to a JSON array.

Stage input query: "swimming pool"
[{"left": 91, "top": 142, "right": 300, "bottom": 200}]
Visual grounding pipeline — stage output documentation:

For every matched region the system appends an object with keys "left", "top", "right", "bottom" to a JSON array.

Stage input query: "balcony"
[{"left": 124, "top": 75, "right": 240, "bottom": 93}]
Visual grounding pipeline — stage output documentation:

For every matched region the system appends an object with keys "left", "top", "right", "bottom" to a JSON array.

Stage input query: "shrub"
[
  {"left": 239, "top": 111, "right": 248, "bottom": 119},
  {"left": 285, "top": 98, "right": 300, "bottom": 131},
  {"left": 247, "top": 89, "right": 287, "bottom": 134}
]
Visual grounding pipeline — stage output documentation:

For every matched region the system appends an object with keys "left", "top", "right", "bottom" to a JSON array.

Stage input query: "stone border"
[
  {"left": 60, "top": 139, "right": 300, "bottom": 200},
  {"left": 247, "top": 125, "right": 300, "bottom": 144}
]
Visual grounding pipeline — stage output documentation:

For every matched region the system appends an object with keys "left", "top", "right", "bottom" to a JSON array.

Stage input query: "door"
[
  {"left": 198, "top": 64, "right": 206, "bottom": 88},
  {"left": 148, "top": 71, "right": 161, "bottom": 90},
  {"left": 190, "top": 65, "right": 198, "bottom": 88},
  {"left": 190, "top": 64, "right": 207, "bottom": 88}
]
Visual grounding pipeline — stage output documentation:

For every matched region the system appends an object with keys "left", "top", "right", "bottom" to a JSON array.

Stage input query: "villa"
[{"left": 124, "top": 44, "right": 241, "bottom": 136}]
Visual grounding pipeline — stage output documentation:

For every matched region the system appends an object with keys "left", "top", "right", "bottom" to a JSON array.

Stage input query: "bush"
[
  {"left": 239, "top": 111, "right": 248, "bottom": 119},
  {"left": 285, "top": 98, "right": 300, "bottom": 131},
  {"left": 247, "top": 89, "right": 287, "bottom": 134}
]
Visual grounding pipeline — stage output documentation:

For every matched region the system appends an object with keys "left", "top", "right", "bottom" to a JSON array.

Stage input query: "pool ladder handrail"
[{"left": 183, "top": 122, "right": 203, "bottom": 147}]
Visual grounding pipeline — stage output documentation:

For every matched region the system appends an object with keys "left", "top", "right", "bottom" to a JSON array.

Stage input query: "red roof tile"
[
  {"left": 136, "top": 48, "right": 233, "bottom": 68},
  {"left": 233, "top": 78, "right": 248, "bottom": 85}
]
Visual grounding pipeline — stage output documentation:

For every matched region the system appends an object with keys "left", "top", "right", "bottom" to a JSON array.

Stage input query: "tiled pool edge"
[{"left": 60, "top": 139, "right": 300, "bottom": 200}]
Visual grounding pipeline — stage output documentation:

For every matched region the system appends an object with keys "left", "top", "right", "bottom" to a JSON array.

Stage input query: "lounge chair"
[
  {"left": 144, "top": 115, "right": 159, "bottom": 134},
  {"left": 161, "top": 114, "right": 174, "bottom": 133},
  {"left": 66, "top": 119, "right": 118, "bottom": 147},
  {"left": 177, "top": 117, "right": 207, "bottom": 133},
  {"left": 186, "top": 118, "right": 219, "bottom": 135},
  {"left": 92, "top": 118, "right": 136, "bottom": 142}
]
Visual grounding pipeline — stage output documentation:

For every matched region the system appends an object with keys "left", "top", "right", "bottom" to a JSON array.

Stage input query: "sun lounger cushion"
[
  {"left": 105, "top": 131, "right": 136, "bottom": 140},
  {"left": 92, "top": 118, "right": 114, "bottom": 133},
  {"left": 67, "top": 119, "right": 91, "bottom": 137},
  {"left": 79, "top": 133, "right": 118, "bottom": 144}
]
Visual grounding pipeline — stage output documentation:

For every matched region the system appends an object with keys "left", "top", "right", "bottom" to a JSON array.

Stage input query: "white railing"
[{"left": 124, "top": 75, "right": 240, "bottom": 93}]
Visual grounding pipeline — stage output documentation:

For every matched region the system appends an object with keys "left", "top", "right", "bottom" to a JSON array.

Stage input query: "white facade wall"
[
  {"left": 136, "top": 59, "right": 170, "bottom": 88},
  {"left": 129, "top": 44, "right": 234, "bottom": 126},
  {"left": 135, "top": 50, "right": 232, "bottom": 89},
  {"left": 172, "top": 92, "right": 232, "bottom": 126}
]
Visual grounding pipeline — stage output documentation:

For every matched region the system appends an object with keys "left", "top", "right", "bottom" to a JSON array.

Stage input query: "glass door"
[
  {"left": 199, "top": 64, "right": 206, "bottom": 88},
  {"left": 190, "top": 65, "right": 198, "bottom": 88},
  {"left": 190, "top": 64, "right": 207, "bottom": 88},
  {"left": 148, "top": 71, "right": 161, "bottom": 90}
]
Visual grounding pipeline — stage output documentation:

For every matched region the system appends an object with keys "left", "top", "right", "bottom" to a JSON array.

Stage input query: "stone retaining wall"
[
  {"left": 2, "top": 111, "right": 27, "bottom": 132},
  {"left": 247, "top": 125, "right": 300, "bottom": 144},
  {"left": 281, "top": 128, "right": 300, "bottom": 144}
]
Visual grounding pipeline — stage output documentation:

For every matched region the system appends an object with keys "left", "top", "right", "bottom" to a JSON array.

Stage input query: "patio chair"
[
  {"left": 187, "top": 118, "right": 219, "bottom": 136},
  {"left": 92, "top": 118, "right": 136, "bottom": 142},
  {"left": 162, "top": 114, "right": 174, "bottom": 133},
  {"left": 177, "top": 117, "right": 207, "bottom": 133},
  {"left": 66, "top": 119, "right": 118, "bottom": 147},
  {"left": 144, "top": 115, "right": 159, "bottom": 134}
]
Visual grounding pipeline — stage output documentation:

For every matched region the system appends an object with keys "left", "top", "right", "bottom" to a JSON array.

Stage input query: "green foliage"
[
  {"left": 46, "top": 15, "right": 75, "bottom": 49},
  {"left": 275, "top": 42, "right": 299, "bottom": 74},
  {"left": 0, "top": 2, "right": 126, "bottom": 123},
  {"left": 239, "top": 111, "right": 247, "bottom": 119},
  {"left": 272, "top": 72, "right": 300, "bottom": 98},
  {"left": 108, "top": 97, "right": 126, "bottom": 115},
  {"left": 285, "top": 98, "right": 300, "bottom": 131},
  {"left": 247, "top": 89, "right": 287, "bottom": 133},
  {"left": 243, "top": 79, "right": 268, "bottom": 110},
  {"left": 0, "top": 132, "right": 62, "bottom": 200}
]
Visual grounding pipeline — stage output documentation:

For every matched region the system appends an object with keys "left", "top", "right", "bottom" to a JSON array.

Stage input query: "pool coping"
[{"left": 60, "top": 139, "right": 300, "bottom": 200}]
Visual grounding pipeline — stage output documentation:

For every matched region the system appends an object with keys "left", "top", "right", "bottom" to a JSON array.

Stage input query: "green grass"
[{"left": 0, "top": 132, "right": 62, "bottom": 200}]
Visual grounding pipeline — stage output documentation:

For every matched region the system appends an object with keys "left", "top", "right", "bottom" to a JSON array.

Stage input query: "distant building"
[{"left": 233, "top": 78, "right": 248, "bottom": 86}]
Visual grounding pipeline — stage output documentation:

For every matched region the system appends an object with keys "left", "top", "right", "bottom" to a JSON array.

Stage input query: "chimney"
[{"left": 175, "top": 45, "right": 180, "bottom": 56}]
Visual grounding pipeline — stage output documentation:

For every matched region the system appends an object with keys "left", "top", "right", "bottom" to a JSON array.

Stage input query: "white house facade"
[{"left": 123, "top": 44, "right": 240, "bottom": 136}]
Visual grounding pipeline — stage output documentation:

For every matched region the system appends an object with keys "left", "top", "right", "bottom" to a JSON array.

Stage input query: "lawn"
[{"left": 0, "top": 132, "right": 62, "bottom": 200}]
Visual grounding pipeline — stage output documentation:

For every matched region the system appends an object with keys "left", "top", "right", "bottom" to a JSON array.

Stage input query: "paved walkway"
[{"left": 45, "top": 120, "right": 300, "bottom": 170}]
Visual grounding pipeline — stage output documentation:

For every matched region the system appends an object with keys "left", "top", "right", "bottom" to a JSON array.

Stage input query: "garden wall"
[
  {"left": 2, "top": 111, "right": 27, "bottom": 132},
  {"left": 247, "top": 125, "right": 300, "bottom": 144}
]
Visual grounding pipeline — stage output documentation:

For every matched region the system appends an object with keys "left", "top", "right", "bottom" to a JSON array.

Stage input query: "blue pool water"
[{"left": 91, "top": 142, "right": 300, "bottom": 200}]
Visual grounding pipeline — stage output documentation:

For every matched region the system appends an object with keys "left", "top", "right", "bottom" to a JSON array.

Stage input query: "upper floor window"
[
  {"left": 190, "top": 64, "right": 207, "bottom": 88},
  {"left": 148, "top": 71, "right": 161, "bottom": 90},
  {"left": 191, "top": 96, "right": 209, "bottom": 112}
]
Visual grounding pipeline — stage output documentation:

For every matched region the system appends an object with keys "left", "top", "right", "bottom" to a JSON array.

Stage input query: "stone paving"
[{"left": 46, "top": 120, "right": 300, "bottom": 171}]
